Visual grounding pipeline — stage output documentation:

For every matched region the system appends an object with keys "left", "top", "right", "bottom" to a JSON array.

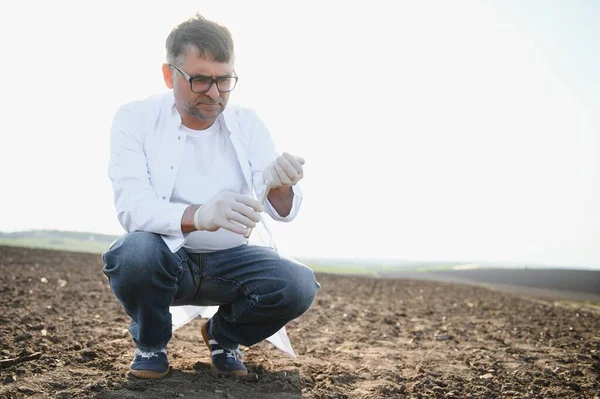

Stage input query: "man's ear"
[{"left": 162, "top": 64, "right": 174, "bottom": 89}]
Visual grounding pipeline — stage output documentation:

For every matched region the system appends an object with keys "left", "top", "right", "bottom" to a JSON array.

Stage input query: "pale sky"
[{"left": 0, "top": 1, "right": 598, "bottom": 267}]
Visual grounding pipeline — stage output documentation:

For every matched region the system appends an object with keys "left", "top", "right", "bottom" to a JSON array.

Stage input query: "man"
[{"left": 102, "top": 14, "right": 319, "bottom": 380}]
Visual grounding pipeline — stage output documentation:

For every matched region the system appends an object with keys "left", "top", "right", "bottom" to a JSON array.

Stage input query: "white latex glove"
[
  {"left": 193, "top": 192, "right": 264, "bottom": 235},
  {"left": 263, "top": 152, "right": 305, "bottom": 189}
]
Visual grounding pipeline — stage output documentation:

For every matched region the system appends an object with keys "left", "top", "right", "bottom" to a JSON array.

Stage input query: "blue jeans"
[{"left": 102, "top": 231, "right": 320, "bottom": 353}]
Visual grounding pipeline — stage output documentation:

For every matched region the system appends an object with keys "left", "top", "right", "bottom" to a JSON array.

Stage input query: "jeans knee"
[
  {"left": 102, "top": 231, "right": 169, "bottom": 287},
  {"left": 285, "top": 265, "right": 319, "bottom": 317}
]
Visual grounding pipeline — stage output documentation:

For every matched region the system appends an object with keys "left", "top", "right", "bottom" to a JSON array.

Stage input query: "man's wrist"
[
  {"left": 181, "top": 205, "right": 201, "bottom": 234},
  {"left": 267, "top": 186, "right": 293, "bottom": 199},
  {"left": 267, "top": 186, "right": 294, "bottom": 217}
]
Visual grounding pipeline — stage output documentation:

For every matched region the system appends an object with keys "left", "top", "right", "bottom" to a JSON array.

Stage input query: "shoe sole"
[
  {"left": 129, "top": 366, "right": 171, "bottom": 380},
  {"left": 201, "top": 321, "right": 248, "bottom": 378}
]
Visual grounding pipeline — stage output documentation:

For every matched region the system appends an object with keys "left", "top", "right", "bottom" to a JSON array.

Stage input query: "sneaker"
[
  {"left": 201, "top": 319, "right": 248, "bottom": 377},
  {"left": 129, "top": 348, "right": 171, "bottom": 379}
]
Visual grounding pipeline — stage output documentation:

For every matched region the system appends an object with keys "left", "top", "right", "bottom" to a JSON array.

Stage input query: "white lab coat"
[{"left": 108, "top": 91, "right": 302, "bottom": 253}]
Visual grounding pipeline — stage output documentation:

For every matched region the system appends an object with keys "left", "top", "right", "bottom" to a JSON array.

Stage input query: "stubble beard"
[{"left": 185, "top": 99, "right": 224, "bottom": 121}]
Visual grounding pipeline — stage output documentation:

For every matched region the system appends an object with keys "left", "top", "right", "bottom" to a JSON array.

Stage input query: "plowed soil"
[{"left": 0, "top": 245, "right": 598, "bottom": 398}]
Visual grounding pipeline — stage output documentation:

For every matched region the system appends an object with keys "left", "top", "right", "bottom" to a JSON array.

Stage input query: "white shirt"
[
  {"left": 108, "top": 92, "right": 302, "bottom": 253},
  {"left": 171, "top": 121, "right": 247, "bottom": 252}
]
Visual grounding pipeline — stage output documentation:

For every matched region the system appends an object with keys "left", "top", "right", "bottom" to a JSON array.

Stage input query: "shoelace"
[
  {"left": 210, "top": 340, "right": 245, "bottom": 361},
  {"left": 226, "top": 348, "right": 245, "bottom": 360},
  {"left": 135, "top": 348, "right": 167, "bottom": 359}
]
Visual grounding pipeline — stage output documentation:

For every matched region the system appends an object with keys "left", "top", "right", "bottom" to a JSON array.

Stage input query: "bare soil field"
[{"left": 0, "top": 245, "right": 599, "bottom": 398}]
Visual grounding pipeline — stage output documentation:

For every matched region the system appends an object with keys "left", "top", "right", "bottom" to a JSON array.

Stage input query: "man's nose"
[{"left": 205, "top": 82, "right": 220, "bottom": 100}]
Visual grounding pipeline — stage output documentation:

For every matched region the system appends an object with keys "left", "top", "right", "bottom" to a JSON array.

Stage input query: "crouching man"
[{"left": 102, "top": 14, "right": 319, "bottom": 379}]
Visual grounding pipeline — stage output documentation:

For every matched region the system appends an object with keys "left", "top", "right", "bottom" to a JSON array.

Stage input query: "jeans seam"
[
  {"left": 202, "top": 276, "right": 241, "bottom": 291},
  {"left": 231, "top": 284, "right": 257, "bottom": 322},
  {"left": 172, "top": 257, "right": 184, "bottom": 283},
  {"left": 206, "top": 277, "right": 255, "bottom": 323},
  {"left": 171, "top": 248, "right": 191, "bottom": 285},
  {"left": 191, "top": 254, "right": 204, "bottom": 303}
]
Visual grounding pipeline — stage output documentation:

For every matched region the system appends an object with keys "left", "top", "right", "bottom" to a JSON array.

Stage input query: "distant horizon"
[{"left": 1, "top": 228, "right": 598, "bottom": 270}]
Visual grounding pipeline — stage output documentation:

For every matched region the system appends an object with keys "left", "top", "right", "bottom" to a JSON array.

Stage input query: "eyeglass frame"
[{"left": 169, "top": 64, "right": 238, "bottom": 93}]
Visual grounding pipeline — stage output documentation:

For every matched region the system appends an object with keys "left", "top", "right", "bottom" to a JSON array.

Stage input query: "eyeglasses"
[{"left": 169, "top": 64, "right": 238, "bottom": 93}]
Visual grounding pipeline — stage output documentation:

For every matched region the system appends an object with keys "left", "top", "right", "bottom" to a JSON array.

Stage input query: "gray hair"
[{"left": 166, "top": 13, "right": 234, "bottom": 66}]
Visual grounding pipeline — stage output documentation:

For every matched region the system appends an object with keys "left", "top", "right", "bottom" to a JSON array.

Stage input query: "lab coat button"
[{"left": 162, "top": 196, "right": 166, "bottom": 200}]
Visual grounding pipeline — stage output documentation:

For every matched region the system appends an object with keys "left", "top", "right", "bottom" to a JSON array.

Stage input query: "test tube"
[{"left": 244, "top": 180, "right": 272, "bottom": 239}]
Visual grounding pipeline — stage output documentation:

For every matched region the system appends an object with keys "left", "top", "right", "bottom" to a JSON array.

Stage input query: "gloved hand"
[
  {"left": 193, "top": 192, "right": 264, "bottom": 235},
  {"left": 263, "top": 152, "right": 305, "bottom": 189}
]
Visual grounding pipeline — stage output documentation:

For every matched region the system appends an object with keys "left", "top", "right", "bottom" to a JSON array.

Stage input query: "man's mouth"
[
  {"left": 199, "top": 103, "right": 220, "bottom": 105},
  {"left": 197, "top": 102, "right": 222, "bottom": 108}
]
